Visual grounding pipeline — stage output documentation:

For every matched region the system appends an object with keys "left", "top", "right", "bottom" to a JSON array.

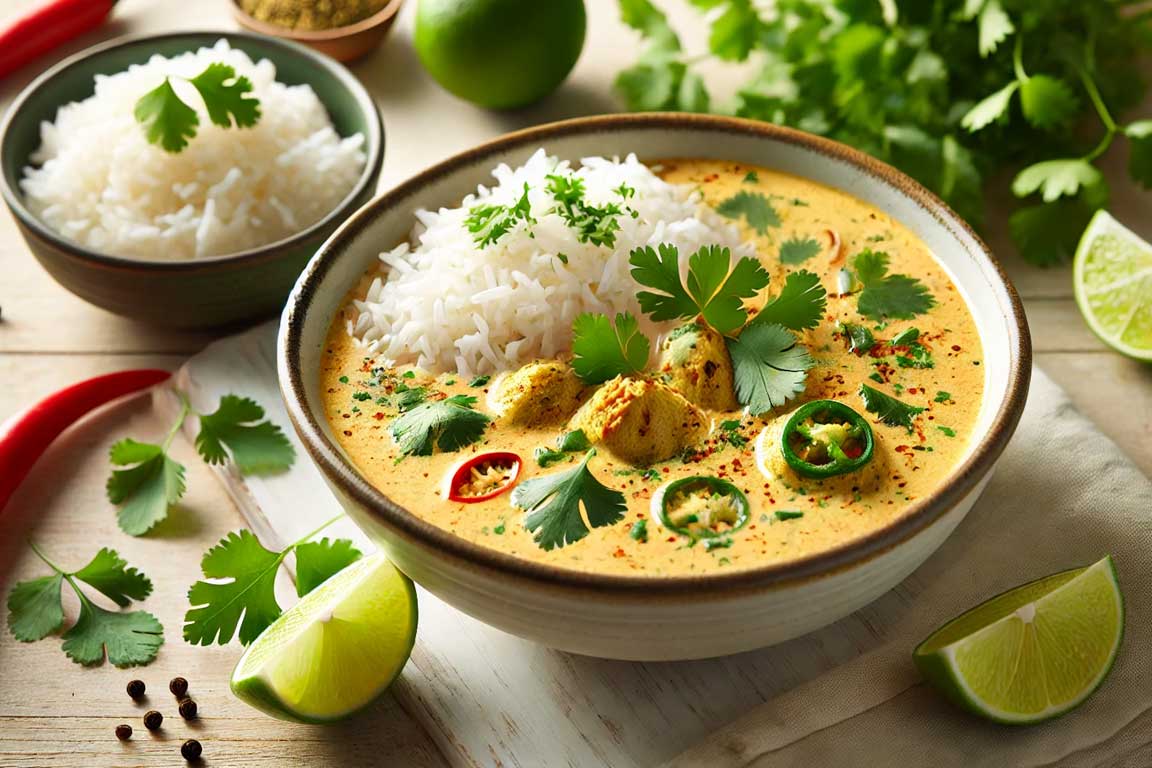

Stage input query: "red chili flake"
[
  {"left": 613, "top": 548, "right": 626, "bottom": 558},
  {"left": 951, "top": 345, "right": 962, "bottom": 352},
  {"left": 373, "top": 412, "right": 385, "bottom": 420}
]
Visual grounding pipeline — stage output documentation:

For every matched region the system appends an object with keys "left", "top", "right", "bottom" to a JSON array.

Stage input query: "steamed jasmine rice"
[
  {"left": 350, "top": 150, "right": 752, "bottom": 376},
  {"left": 20, "top": 39, "right": 366, "bottom": 261}
]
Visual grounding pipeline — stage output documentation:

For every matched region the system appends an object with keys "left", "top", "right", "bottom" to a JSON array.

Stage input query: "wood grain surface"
[{"left": 1, "top": 0, "right": 1149, "bottom": 766}]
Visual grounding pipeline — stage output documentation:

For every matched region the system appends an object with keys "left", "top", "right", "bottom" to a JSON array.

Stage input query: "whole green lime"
[{"left": 414, "top": 0, "right": 586, "bottom": 110}]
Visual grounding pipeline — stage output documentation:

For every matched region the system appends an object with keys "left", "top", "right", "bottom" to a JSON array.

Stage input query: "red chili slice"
[{"left": 446, "top": 451, "right": 522, "bottom": 503}]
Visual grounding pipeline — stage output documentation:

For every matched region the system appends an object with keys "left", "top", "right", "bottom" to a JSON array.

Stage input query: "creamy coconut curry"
[{"left": 321, "top": 159, "right": 984, "bottom": 576}]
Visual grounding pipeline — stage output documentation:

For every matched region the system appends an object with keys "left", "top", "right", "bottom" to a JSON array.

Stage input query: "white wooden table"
[{"left": 1, "top": 1, "right": 1149, "bottom": 765}]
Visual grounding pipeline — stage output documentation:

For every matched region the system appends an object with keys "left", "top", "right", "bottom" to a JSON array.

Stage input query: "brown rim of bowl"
[
  {"left": 231, "top": 0, "right": 404, "bottom": 41},
  {"left": 0, "top": 30, "right": 383, "bottom": 274},
  {"left": 281, "top": 112, "right": 1032, "bottom": 598}
]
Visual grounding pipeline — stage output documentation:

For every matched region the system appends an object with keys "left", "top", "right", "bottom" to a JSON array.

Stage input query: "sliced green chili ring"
[
  {"left": 654, "top": 475, "right": 750, "bottom": 540},
  {"left": 780, "top": 399, "right": 874, "bottom": 479}
]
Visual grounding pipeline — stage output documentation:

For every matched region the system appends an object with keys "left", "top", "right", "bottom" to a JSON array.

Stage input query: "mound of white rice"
[
  {"left": 350, "top": 150, "right": 752, "bottom": 377},
  {"left": 20, "top": 39, "right": 366, "bottom": 261}
]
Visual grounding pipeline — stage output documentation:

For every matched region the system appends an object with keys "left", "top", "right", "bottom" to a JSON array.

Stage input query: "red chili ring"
[{"left": 446, "top": 451, "right": 522, "bottom": 503}]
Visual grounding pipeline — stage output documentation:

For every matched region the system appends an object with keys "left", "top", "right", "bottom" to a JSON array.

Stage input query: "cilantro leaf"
[
  {"left": 188, "top": 63, "right": 260, "bottom": 128},
  {"left": 466, "top": 183, "right": 535, "bottom": 247},
  {"left": 134, "top": 79, "right": 199, "bottom": 152},
  {"left": 73, "top": 548, "right": 153, "bottom": 608},
  {"left": 294, "top": 538, "right": 362, "bottom": 597},
  {"left": 859, "top": 384, "right": 924, "bottom": 430},
  {"left": 977, "top": 0, "right": 1014, "bottom": 57},
  {"left": 1008, "top": 198, "right": 1099, "bottom": 266},
  {"left": 630, "top": 243, "right": 769, "bottom": 334},
  {"left": 1019, "top": 75, "right": 1077, "bottom": 130},
  {"left": 1125, "top": 121, "right": 1152, "bottom": 188},
  {"left": 852, "top": 250, "right": 935, "bottom": 321},
  {"left": 62, "top": 603, "right": 164, "bottom": 668},
  {"left": 961, "top": 81, "right": 1019, "bottom": 132},
  {"left": 705, "top": 0, "right": 759, "bottom": 61},
  {"left": 751, "top": 270, "right": 826, "bottom": 331},
  {"left": 184, "top": 529, "right": 283, "bottom": 646},
  {"left": 512, "top": 450, "right": 626, "bottom": 551},
  {"left": 716, "top": 190, "right": 781, "bottom": 235},
  {"left": 106, "top": 438, "right": 186, "bottom": 536},
  {"left": 615, "top": 58, "right": 685, "bottom": 111},
  {"left": 1012, "top": 159, "right": 1104, "bottom": 203},
  {"left": 726, "top": 323, "right": 814, "bottom": 416},
  {"left": 619, "top": 0, "right": 679, "bottom": 41},
  {"left": 837, "top": 321, "right": 876, "bottom": 354},
  {"left": 571, "top": 312, "right": 650, "bottom": 384},
  {"left": 6, "top": 574, "right": 64, "bottom": 642},
  {"left": 196, "top": 395, "right": 295, "bottom": 474},
  {"left": 391, "top": 395, "right": 490, "bottom": 457},
  {"left": 546, "top": 174, "right": 627, "bottom": 247},
  {"left": 779, "top": 237, "right": 822, "bottom": 264}
]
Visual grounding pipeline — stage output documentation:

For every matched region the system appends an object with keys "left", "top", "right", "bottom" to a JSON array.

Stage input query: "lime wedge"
[
  {"left": 230, "top": 552, "right": 417, "bottom": 723},
  {"left": 914, "top": 556, "right": 1123, "bottom": 725},
  {"left": 1074, "top": 210, "right": 1152, "bottom": 361}
]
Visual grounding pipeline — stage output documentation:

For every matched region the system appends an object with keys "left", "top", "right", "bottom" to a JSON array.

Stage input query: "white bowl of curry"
[{"left": 278, "top": 114, "right": 1031, "bottom": 661}]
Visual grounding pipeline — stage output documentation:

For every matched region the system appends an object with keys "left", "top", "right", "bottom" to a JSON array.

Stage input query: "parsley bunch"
[
  {"left": 7, "top": 544, "right": 163, "bottom": 668},
  {"left": 135, "top": 62, "right": 261, "bottom": 153},
  {"left": 616, "top": 0, "right": 1151, "bottom": 265}
]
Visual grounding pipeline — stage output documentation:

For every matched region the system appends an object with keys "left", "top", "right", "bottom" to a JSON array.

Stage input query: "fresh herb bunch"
[
  {"left": 135, "top": 62, "right": 261, "bottom": 153},
  {"left": 615, "top": 0, "right": 1151, "bottom": 265}
]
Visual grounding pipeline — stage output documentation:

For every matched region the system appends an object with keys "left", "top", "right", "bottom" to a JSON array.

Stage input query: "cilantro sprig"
[
  {"left": 512, "top": 450, "right": 627, "bottom": 551},
  {"left": 107, "top": 393, "right": 295, "bottom": 536},
  {"left": 183, "top": 517, "right": 361, "bottom": 646},
  {"left": 465, "top": 183, "right": 535, "bottom": 247},
  {"left": 726, "top": 322, "right": 814, "bottom": 416},
  {"left": 850, "top": 250, "right": 935, "bottom": 321},
  {"left": 571, "top": 312, "right": 651, "bottom": 384},
  {"left": 859, "top": 384, "right": 925, "bottom": 431},
  {"left": 7, "top": 544, "right": 163, "bottom": 668},
  {"left": 546, "top": 174, "right": 631, "bottom": 248},
  {"left": 749, "top": 270, "right": 827, "bottom": 331},
  {"left": 390, "top": 394, "right": 490, "bottom": 456},
  {"left": 135, "top": 62, "right": 260, "bottom": 153}
]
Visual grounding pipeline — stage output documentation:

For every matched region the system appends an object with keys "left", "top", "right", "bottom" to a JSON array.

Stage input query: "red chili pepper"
[
  {"left": 0, "top": 369, "right": 170, "bottom": 512},
  {"left": 0, "top": 0, "right": 117, "bottom": 81},
  {"left": 446, "top": 451, "right": 522, "bottom": 503}
]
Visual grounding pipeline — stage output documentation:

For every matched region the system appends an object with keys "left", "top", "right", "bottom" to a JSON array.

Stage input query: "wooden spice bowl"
[{"left": 231, "top": 0, "right": 404, "bottom": 62}]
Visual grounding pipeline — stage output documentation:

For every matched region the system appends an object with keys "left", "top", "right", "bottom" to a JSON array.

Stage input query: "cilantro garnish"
[
  {"left": 571, "top": 312, "right": 651, "bottom": 384},
  {"left": 7, "top": 544, "right": 162, "bottom": 667},
  {"left": 937, "top": 426, "right": 957, "bottom": 437},
  {"left": 546, "top": 173, "right": 628, "bottom": 247},
  {"left": 395, "top": 386, "right": 428, "bottom": 412},
  {"left": 851, "top": 250, "right": 935, "bottom": 321},
  {"left": 749, "top": 270, "right": 827, "bottom": 331},
  {"left": 717, "top": 419, "right": 748, "bottom": 448},
  {"left": 512, "top": 450, "right": 627, "bottom": 551},
  {"left": 390, "top": 394, "right": 490, "bottom": 457},
  {"left": 630, "top": 519, "right": 649, "bottom": 542},
  {"left": 535, "top": 429, "right": 592, "bottom": 467},
  {"left": 466, "top": 183, "right": 535, "bottom": 247},
  {"left": 779, "top": 237, "right": 822, "bottom": 265},
  {"left": 468, "top": 374, "right": 491, "bottom": 387},
  {"left": 934, "top": 391, "right": 952, "bottom": 403},
  {"left": 726, "top": 323, "right": 815, "bottom": 416},
  {"left": 196, "top": 395, "right": 295, "bottom": 474},
  {"left": 775, "top": 510, "right": 804, "bottom": 521},
  {"left": 896, "top": 343, "right": 934, "bottom": 369},
  {"left": 890, "top": 327, "right": 920, "bottom": 346},
  {"left": 184, "top": 520, "right": 361, "bottom": 646},
  {"left": 742, "top": 171, "right": 759, "bottom": 184},
  {"left": 837, "top": 321, "right": 876, "bottom": 354},
  {"left": 629, "top": 243, "right": 770, "bottom": 334},
  {"left": 134, "top": 62, "right": 260, "bottom": 153},
  {"left": 859, "top": 384, "right": 925, "bottom": 430},
  {"left": 106, "top": 437, "right": 187, "bottom": 537},
  {"left": 716, "top": 190, "right": 780, "bottom": 235}
]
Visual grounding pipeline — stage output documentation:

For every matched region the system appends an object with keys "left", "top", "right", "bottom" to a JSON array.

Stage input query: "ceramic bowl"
[
  {"left": 278, "top": 114, "right": 1032, "bottom": 661},
  {"left": 231, "top": 0, "right": 404, "bottom": 63},
  {"left": 0, "top": 31, "right": 383, "bottom": 330}
]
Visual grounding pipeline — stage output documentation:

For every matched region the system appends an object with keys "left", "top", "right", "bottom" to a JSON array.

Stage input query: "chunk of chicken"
[
  {"left": 657, "top": 322, "right": 738, "bottom": 411},
  {"left": 490, "top": 360, "right": 586, "bottom": 426},
  {"left": 569, "top": 376, "right": 708, "bottom": 466}
]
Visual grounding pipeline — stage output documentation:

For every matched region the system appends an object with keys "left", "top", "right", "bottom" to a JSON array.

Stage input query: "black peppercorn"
[
  {"left": 178, "top": 698, "right": 198, "bottom": 720},
  {"left": 169, "top": 676, "right": 189, "bottom": 698},
  {"left": 115, "top": 724, "right": 133, "bottom": 741},
  {"left": 143, "top": 710, "right": 163, "bottom": 731},
  {"left": 126, "top": 679, "right": 146, "bottom": 700},
  {"left": 181, "top": 739, "right": 203, "bottom": 761}
]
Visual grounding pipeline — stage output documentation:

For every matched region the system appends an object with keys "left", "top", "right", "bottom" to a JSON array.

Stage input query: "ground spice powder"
[{"left": 239, "top": 0, "right": 390, "bottom": 30}]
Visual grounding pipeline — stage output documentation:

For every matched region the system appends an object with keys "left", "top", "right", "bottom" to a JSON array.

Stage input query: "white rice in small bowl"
[{"left": 19, "top": 39, "right": 366, "bottom": 261}]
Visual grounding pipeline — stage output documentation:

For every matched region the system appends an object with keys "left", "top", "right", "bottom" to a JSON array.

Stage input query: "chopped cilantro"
[
  {"left": 546, "top": 174, "right": 627, "bottom": 247},
  {"left": 716, "top": 190, "right": 780, "bottom": 234},
  {"left": 775, "top": 510, "right": 804, "bottom": 521},
  {"left": 859, "top": 384, "right": 925, "bottom": 430},
  {"left": 937, "top": 426, "right": 957, "bottom": 437},
  {"left": 727, "top": 323, "right": 815, "bottom": 416},
  {"left": 703, "top": 537, "right": 733, "bottom": 551},
  {"left": 512, "top": 450, "right": 627, "bottom": 550},
  {"left": 742, "top": 170, "right": 759, "bottom": 183},
  {"left": 890, "top": 327, "right": 920, "bottom": 346},
  {"left": 535, "top": 430, "right": 592, "bottom": 467},
  {"left": 896, "top": 343, "right": 935, "bottom": 369},
  {"left": 338, "top": 375, "right": 349, "bottom": 384},
  {"left": 717, "top": 419, "right": 748, "bottom": 448},
  {"left": 390, "top": 395, "right": 489, "bottom": 456},
  {"left": 837, "top": 321, "right": 876, "bottom": 354},
  {"left": 779, "top": 237, "right": 822, "bottom": 265},
  {"left": 852, "top": 250, "right": 936, "bottom": 320},
  {"left": 466, "top": 182, "right": 535, "bottom": 247},
  {"left": 869, "top": 371, "right": 884, "bottom": 383},
  {"left": 934, "top": 391, "right": 952, "bottom": 403},
  {"left": 571, "top": 312, "right": 650, "bottom": 384},
  {"left": 469, "top": 375, "right": 491, "bottom": 388},
  {"left": 630, "top": 519, "right": 649, "bottom": 542},
  {"left": 493, "top": 520, "right": 506, "bottom": 535},
  {"left": 401, "top": 371, "right": 416, "bottom": 379},
  {"left": 352, "top": 391, "right": 372, "bottom": 402}
]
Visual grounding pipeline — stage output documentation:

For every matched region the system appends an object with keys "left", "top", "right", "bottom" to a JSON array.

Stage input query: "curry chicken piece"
[
  {"left": 569, "top": 376, "right": 708, "bottom": 466},
  {"left": 490, "top": 360, "right": 587, "bottom": 426},
  {"left": 656, "top": 322, "right": 739, "bottom": 411}
]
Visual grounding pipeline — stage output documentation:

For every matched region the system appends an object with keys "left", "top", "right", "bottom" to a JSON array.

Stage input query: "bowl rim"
[
  {"left": 0, "top": 29, "right": 384, "bottom": 272},
  {"left": 230, "top": 0, "right": 404, "bottom": 42},
  {"left": 280, "top": 112, "right": 1033, "bottom": 597}
]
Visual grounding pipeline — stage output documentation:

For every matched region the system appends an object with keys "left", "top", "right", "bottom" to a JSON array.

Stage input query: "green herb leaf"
[
  {"left": 396, "top": 387, "right": 428, "bottom": 412},
  {"left": 188, "top": 63, "right": 260, "bottom": 128},
  {"left": 727, "top": 323, "right": 814, "bottom": 416},
  {"left": 571, "top": 312, "right": 650, "bottom": 384},
  {"left": 6, "top": 574, "right": 64, "bottom": 642},
  {"left": 469, "top": 374, "right": 491, "bottom": 387},
  {"left": 62, "top": 603, "right": 164, "bottom": 668},
  {"left": 934, "top": 391, "right": 952, "bottom": 403},
  {"left": 961, "top": 81, "right": 1019, "bottom": 132},
  {"left": 184, "top": 529, "right": 283, "bottom": 646},
  {"left": 1013, "top": 159, "right": 1104, "bottom": 203},
  {"left": 837, "top": 321, "right": 875, "bottom": 354},
  {"left": 512, "top": 450, "right": 627, "bottom": 551},
  {"left": 134, "top": 79, "right": 199, "bottom": 152},
  {"left": 466, "top": 183, "right": 535, "bottom": 247},
  {"left": 705, "top": 0, "right": 759, "bottom": 61},
  {"left": 196, "top": 395, "right": 295, "bottom": 475},
  {"left": 937, "top": 425, "right": 957, "bottom": 437},
  {"left": 1019, "top": 75, "right": 1077, "bottom": 130},
  {"left": 859, "top": 384, "right": 924, "bottom": 430},
  {"left": 1125, "top": 121, "right": 1152, "bottom": 188},
  {"left": 852, "top": 250, "right": 935, "bottom": 321},
  {"left": 775, "top": 510, "right": 804, "bottom": 521},
  {"left": 977, "top": 0, "right": 1014, "bottom": 57},
  {"left": 630, "top": 243, "right": 770, "bottom": 334},
  {"left": 546, "top": 174, "right": 627, "bottom": 248},
  {"left": 752, "top": 270, "right": 827, "bottom": 331},
  {"left": 779, "top": 237, "right": 822, "bottom": 265},
  {"left": 294, "top": 538, "right": 362, "bottom": 597},
  {"left": 106, "top": 438, "right": 186, "bottom": 536},
  {"left": 73, "top": 548, "right": 153, "bottom": 608},
  {"left": 716, "top": 190, "right": 780, "bottom": 235},
  {"left": 390, "top": 395, "right": 490, "bottom": 457},
  {"left": 630, "top": 519, "right": 649, "bottom": 542},
  {"left": 1008, "top": 198, "right": 1101, "bottom": 266}
]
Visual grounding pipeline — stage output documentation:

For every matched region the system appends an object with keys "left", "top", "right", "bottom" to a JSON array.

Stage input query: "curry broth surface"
[{"left": 320, "top": 160, "right": 985, "bottom": 576}]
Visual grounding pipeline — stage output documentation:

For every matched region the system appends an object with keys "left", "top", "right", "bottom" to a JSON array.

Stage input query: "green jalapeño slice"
[
  {"left": 654, "top": 476, "right": 751, "bottom": 541},
  {"left": 781, "top": 400, "right": 874, "bottom": 479}
]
